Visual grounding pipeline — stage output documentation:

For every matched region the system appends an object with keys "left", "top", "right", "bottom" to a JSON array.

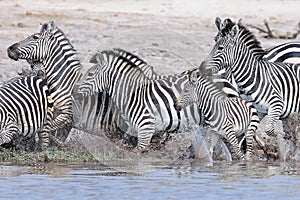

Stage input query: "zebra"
[
  {"left": 76, "top": 48, "right": 240, "bottom": 132},
  {"left": 0, "top": 75, "right": 53, "bottom": 149},
  {"left": 174, "top": 70, "right": 260, "bottom": 161},
  {"left": 203, "top": 17, "right": 300, "bottom": 137},
  {"left": 7, "top": 20, "right": 82, "bottom": 142},
  {"left": 74, "top": 49, "right": 160, "bottom": 134},
  {"left": 212, "top": 18, "right": 300, "bottom": 95},
  {"left": 76, "top": 50, "right": 202, "bottom": 151}
]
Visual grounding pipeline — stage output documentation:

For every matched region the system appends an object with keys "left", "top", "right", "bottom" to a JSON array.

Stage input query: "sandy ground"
[
  {"left": 0, "top": 0, "right": 299, "bottom": 161},
  {"left": 0, "top": 0, "right": 299, "bottom": 80}
]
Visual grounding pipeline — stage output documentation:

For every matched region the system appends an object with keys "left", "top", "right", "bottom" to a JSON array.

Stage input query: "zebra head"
[
  {"left": 174, "top": 70, "right": 199, "bottom": 111},
  {"left": 76, "top": 53, "right": 107, "bottom": 97},
  {"left": 7, "top": 19, "right": 58, "bottom": 65},
  {"left": 204, "top": 18, "right": 242, "bottom": 75}
]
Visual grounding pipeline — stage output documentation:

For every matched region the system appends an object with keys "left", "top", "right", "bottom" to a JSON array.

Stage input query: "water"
[{"left": 1, "top": 161, "right": 300, "bottom": 200}]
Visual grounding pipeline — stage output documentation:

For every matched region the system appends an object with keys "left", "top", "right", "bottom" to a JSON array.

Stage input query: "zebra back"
[{"left": 264, "top": 42, "right": 300, "bottom": 64}]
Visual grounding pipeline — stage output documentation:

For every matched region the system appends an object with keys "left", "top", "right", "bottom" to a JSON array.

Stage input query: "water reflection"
[{"left": 0, "top": 161, "right": 300, "bottom": 200}]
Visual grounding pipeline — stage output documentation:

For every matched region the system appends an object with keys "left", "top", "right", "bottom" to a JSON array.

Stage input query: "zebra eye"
[
  {"left": 217, "top": 45, "right": 224, "bottom": 51},
  {"left": 32, "top": 34, "right": 40, "bottom": 40}
]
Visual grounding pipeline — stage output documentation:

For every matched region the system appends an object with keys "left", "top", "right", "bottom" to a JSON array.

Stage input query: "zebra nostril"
[
  {"left": 8, "top": 43, "right": 19, "bottom": 51},
  {"left": 7, "top": 44, "right": 20, "bottom": 61}
]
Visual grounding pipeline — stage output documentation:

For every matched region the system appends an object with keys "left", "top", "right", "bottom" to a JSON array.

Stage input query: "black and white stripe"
[
  {"left": 76, "top": 50, "right": 201, "bottom": 150},
  {"left": 175, "top": 70, "right": 259, "bottom": 160},
  {"left": 0, "top": 76, "right": 52, "bottom": 148},
  {"left": 7, "top": 20, "right": 82, "bottom": 141},
  {"left": 264, "top": 42, "right": 300, "bottom": 64},
  {"left": 204, "top": 17, "right": 300, "bottom": 137}
]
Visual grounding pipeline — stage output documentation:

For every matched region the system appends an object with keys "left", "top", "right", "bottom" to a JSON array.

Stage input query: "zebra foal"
[
  {"left": 0, "top": 76, "right": 53, "bottom": 149},
  {"left": 175, "top": 70, "right": 259, "bottom": 161}
]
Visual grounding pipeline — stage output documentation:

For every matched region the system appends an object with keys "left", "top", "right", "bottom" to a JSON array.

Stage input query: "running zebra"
[
  {"left": 0, "top": 76, "right": 53, "bottom": 149},
  {"left": 203, "top": 17, "right": 300, "bottom": 137},
  {"left": 76, "top": 50, "right": 202, "bottom": 151},
  {"left": 76, "top": 48, "right": 238, "bottom": 133},
  {"left": 75, "top": 48, "right": 197, "bottom": 133},
  {"left": 7, "top": 20, "right": 82, "bottom": 140},
  {"left": 174, "top": 70, "right": 259, "bottom": 160},
  {"left": 82, "top": 41, "right": 300, "bottom": 133},
  {"left": 74, "top": 49, "right": 159, "bottom": 133}
]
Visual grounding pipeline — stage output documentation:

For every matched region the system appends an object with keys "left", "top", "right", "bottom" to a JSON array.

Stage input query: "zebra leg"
[
  {"left": 0, "top": 123, "right": 19, "bottom": 146},
  {"left": 50, "top": 99, "right": 74, "bottom": 132},
  {"left": 223, "top": 129, "right": 245, "bottom": 160},
  {"left": 38, "top": 102, "right": 55, "bottom": 151},
  {"left": 265, "top": 100, "right": 283, "bottom": 137},
  {"left": 50, "top": 111, "right": 74, "bottom": 132},
  {"left": 136, "top": 126, "right": 155, "bottom": 152},
  {"left": 208, "top": 130, "right": 220, "bottom": 156},
  {"left": 245, "top": 130, "right": 255, "bottom": 161}
]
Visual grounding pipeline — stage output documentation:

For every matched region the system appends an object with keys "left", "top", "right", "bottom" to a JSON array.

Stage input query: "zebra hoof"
[
  {"left": 245, "top": 152, "right": 253, "bottom": 162},
  {"left": 137, "top": 146, "right": 150, "bottom": 153}
]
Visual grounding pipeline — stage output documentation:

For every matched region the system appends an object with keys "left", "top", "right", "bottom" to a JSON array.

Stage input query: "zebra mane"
[
  {"left": 40, "top": 22, "right": 77, "bottom": 54},
  {"left": 98, "top": 50, "right": 150, "bottom": 78},
  {"left": 221, "top": 19, "right": 266, "bottom": 59},
  {"left": 112, "top": 48, "right": 148, "bottom": 65}
]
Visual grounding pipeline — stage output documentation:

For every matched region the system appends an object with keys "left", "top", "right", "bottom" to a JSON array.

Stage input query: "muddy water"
[{"left": 1, "top": 161, "right": 300, "bottom": 200}]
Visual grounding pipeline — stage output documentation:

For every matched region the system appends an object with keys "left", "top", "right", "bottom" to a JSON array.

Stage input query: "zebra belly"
[
  {"left": 153, "top": 106, "right": 200, "bottom": 133},
  {"left": 153, "top": 107, "right": 181, "bottom": 132}
]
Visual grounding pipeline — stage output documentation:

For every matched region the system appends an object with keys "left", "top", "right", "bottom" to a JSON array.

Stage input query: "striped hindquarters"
[{"left": 0, "top": 76, "right": 49, "bottom": 144}]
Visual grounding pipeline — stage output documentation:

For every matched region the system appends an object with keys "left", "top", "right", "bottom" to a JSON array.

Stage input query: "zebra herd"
[{"left": 1, "top": 18, "right": 300, "bottom": 161}]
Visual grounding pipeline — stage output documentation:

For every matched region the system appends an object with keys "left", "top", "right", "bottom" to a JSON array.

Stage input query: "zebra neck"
[
  {"left": 231, "top": 52, "right": 258, "bottom": 85},
  {"left": 195, "top": 79, "right": 226, "bottom": 120},
  {"left": 44, "top": 41, "right": 82, "bottom": 92}
]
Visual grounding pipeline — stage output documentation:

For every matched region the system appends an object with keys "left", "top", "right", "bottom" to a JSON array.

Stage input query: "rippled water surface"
[{"left": 1, "top": 161, "right": 300, "bottom": 200}]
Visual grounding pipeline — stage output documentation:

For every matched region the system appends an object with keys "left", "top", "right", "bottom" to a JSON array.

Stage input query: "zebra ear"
[
  {"left": 89, "top": 53, "right": 98, "bottom": 63},
  {"left": 229, "top": 24, "right": 239, "bottom": 44},
  {"left": 237, "top": 18, "right": 243, "bottom": 26},
  {"left": 46, "top": 19, "right": 57, "bottom": 36},
  {"left": 215, "top": 17, "right": 222, "bottom": 31}
]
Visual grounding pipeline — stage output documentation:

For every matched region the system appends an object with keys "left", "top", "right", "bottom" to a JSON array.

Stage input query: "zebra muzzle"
[{"left": 7, "top": 43, "right": 20, "bottom": 61}]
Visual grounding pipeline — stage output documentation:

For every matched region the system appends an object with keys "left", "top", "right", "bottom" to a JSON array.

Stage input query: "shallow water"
[{"left": 1, "top": 161, "right": 300, "bottom": 200}]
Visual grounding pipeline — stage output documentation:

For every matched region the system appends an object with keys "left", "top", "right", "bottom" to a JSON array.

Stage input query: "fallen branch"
[{"left": 247, "top": 20, "right": 300, "bottom": 39}]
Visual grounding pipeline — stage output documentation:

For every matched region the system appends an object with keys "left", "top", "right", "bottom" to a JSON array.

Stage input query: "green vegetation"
[{"left": 0, "top": 147, "right": 98, "bottom": 164}]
